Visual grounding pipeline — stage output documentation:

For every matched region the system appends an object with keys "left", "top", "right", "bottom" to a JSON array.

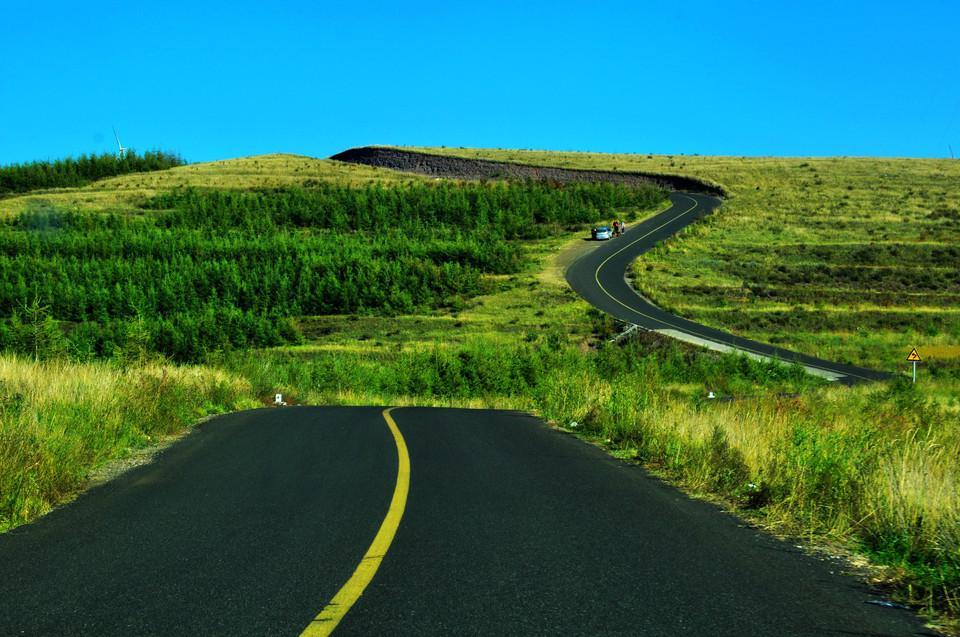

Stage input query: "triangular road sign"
[{"left": 907, "top": 348, "right": 922, "bottom": 362}]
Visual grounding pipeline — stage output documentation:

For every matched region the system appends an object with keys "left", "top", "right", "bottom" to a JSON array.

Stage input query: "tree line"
[
  {"left": 0, "top": 150, "right": 186, "bottom": 196},
  {"left": 145, "top": 178, "right": 664, "bottom": 239}
]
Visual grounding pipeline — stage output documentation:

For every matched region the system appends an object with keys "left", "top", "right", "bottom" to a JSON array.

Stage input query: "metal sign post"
[{"left": 907, "top": 348, "right": 921, "bottom": 383}]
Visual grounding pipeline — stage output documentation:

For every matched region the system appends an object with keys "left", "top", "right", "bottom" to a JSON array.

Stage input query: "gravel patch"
[
  {"left": 84, "top": 414, "right": 221, "bottom": 489},
  {"left": 329, "top": 147, "right": 726, "bottom": 196}
]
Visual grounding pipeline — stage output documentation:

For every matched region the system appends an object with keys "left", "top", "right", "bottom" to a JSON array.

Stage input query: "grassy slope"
[{"left": 404, "top": 147, "right": 960, "bottom": 400}]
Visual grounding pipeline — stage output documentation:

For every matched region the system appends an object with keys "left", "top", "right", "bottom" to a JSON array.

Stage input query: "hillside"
[
  {"left": 0, "top": 154, "right": 424, "bottom": 219},
  {"left": 349, "top": 146, "right": 960, "bottom": 390}
]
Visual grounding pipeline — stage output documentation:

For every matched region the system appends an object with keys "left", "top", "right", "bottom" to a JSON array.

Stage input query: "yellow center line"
[
  {"left": 594, "top": 194, "right": 703, "bottom": 322},
  {"left": 594, "top": 195, "right": 871, "bottom": 381},
  {"left": 300, "top": 407, "right": 410, "bottom": 636}
]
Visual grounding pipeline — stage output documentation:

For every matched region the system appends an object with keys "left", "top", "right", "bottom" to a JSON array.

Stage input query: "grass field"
[{"left": 1, "top": 149, "right": 957, "bottom": 631}]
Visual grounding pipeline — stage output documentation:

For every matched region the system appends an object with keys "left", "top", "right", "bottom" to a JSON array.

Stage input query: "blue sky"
[{"left": 2, "top": 1, "right": 958, "bottom": 165}]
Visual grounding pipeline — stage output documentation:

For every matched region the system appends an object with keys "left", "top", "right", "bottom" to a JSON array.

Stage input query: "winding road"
[
  {"left": 565, "top": 193, "right": 893, "bottom": 385},
  {"left": 0, "top": 407, "right": 935, "bottom": 635}
]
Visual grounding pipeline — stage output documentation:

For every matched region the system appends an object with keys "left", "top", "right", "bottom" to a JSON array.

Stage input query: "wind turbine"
[{"left": 112, "top": 125, "right": 130, "bottom": 159}]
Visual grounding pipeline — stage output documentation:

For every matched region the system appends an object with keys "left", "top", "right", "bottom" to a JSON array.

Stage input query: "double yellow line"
[{"left": 300, "top": 408, "right": 410, "bottom": 636}]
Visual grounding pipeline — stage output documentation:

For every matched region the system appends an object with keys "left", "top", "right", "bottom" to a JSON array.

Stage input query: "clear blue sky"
[{"left": 2, "top": 1, "right": 958, "bottom": 165}]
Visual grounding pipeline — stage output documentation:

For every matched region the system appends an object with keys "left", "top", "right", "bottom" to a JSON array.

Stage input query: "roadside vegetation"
[{"left": 0, "top": 150, "right": 956, "bottom": 631}]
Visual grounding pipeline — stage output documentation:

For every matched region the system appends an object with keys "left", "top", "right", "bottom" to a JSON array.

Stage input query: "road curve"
[
  {"left": 0, "top": 406, "right": 935, "bottom": 635},
  {"left": 565, "top": 193, "right": 893, "bottom": 385}
]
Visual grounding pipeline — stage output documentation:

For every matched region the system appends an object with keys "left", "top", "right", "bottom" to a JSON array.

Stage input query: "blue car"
[{"left": 592, "top": 226, "right": 613, "bottom": 240}]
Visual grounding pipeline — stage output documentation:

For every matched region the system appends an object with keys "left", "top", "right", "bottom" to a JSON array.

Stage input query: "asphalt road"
[
  {"left": 565, "top": 193, "right": 894, "bottom": 385},
  {"left": 0, "top": 406, "right": 936, "bottom": 635}
]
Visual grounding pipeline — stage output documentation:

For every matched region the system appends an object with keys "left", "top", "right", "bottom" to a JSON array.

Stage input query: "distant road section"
[
  {"left": 565, "top": 193, "right": 894, "bottom": 385},
  {"left": 331, "top": 147, "right": 892, "bottom": 385}
]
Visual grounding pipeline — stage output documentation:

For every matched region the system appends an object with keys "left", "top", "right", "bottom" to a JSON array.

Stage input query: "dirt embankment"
[{"left": 329, "top": 147, "right": 726, "bottom": 197}]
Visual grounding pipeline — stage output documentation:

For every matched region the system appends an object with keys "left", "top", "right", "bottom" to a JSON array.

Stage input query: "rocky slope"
[{"left": 329, "top": 147, "right": 725, "bottom": 196}]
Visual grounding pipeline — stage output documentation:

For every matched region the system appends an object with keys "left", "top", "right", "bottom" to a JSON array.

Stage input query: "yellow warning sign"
[{"left": 907, "top": 348, "right": 922, "bottom": 362}]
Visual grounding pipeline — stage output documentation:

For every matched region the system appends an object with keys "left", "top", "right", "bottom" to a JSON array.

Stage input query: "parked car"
[{"left": 592, "top": 226, "right": 613, "bottom": 240}]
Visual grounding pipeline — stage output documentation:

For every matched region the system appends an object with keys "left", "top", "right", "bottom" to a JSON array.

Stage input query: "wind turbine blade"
[{"left": 112, "top": 125, "right": 122, "bottom": 149}]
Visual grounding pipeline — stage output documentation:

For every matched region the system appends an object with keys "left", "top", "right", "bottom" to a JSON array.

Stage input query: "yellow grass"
[
  {"left": 0, "top": 356, "right": 247, "bottom": 407},
  {"left": 920, "top": 346, "right": 960, "bottom": 360},
  {"left": 0, "top": 154, "right": 428, "bottom": 218}
]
